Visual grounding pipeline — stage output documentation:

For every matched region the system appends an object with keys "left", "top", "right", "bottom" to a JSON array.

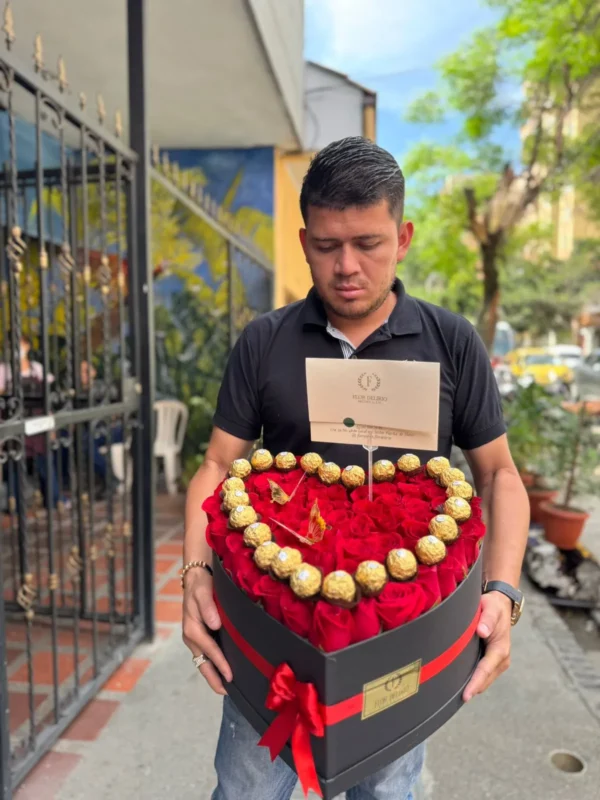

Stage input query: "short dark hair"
[{"left": 300, "top": 136, "right": 405, "bottom": 223}]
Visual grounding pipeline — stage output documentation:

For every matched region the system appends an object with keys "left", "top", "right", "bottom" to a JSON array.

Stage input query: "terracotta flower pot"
[
  {"left": 527, "top": 488, "right": 558, "bottom": 525},
  {"left": 519, "top": 471, "right": 536, "bottom": 489},
  {"left": 540, "top": 501, "right": 589, "bottom": 550}
]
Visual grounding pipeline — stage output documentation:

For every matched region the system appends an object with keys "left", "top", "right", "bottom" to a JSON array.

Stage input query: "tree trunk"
[{"left": 477, "top": 242, "right": 500, "bottom": 353}]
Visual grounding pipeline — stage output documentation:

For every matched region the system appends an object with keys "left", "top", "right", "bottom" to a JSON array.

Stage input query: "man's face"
[{"left": 299, "top": 200, "right": 414, "bottom": 320}]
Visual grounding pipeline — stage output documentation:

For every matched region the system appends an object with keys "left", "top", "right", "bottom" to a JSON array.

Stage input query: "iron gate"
[{"left": 0, "top": 5, "right": 154, "bottom": 796}]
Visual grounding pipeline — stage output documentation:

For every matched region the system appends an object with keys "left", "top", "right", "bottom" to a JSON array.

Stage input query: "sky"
[{"left": 304, "top": 0, "right": 519, "bottom": 168}]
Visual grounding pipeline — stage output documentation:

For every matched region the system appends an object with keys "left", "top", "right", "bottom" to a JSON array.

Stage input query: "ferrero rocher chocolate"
[
  {"left": 229, "top": 458, "right": 252, "bottom": 479},
  {"left": 426, "top": 456, "right": 450, "bottom": 478},
  {"left": 373, "top": 459, "right": 396, "bottom": 482},
  {"left": 428, "top": 514, "right": 459, "bottom": 544},
  {"left": 274, "top": 451, "right": 297, "bottom": 471},
  {"left": 446, "top": 480, "right": 474, "bottom": 501},
  {"left": 254, "top": 541, "right": 281, "bottom": 570},
  {"left": 355, "top": 561, "right": 387, "bottom": 596},
  {"left": 228, "top": 504, "right": 258, "bottom": 530},
  {"left": 222, "top": 489, "right": 250, "bottom": 512},
  {"left": 444, "top": 496, "right": 472, "bottom": 522},
  {"left": 322, "top": 570, "right": 357, "bottom": 603},
  {"left": 251, "top": 448, "right": 274, "bottom": 472},
  {"left": 318, "top": 461, "right": 342, "bottom": 485},
  {"left": 386, "top": 549, "right": 418, "bottom": 581},
  {"left": 243, "top": 522, "right": 272, "bottom": 548},
  {"left": 300, "top": 452, "right": 323, "bottom": 475},
  {"left": 272, "top": 547, "right": 303, "bottom": 579},
  {"left": 416, "top": 535, "right": 447, "bottom": 565},
  {"left": 290, "top": 564, "right": 322, "bottom": 599},
  {"left": 397, "top": 454, "right": 421, "bottom": 473},
  {"left": 341, "top": 465, "right": 366, "bottom": 489},
  {"left": 221, "top": 476, "right": 245, "bottom": 495},
  {"left": 439, "top": 467, "right": 466, "bottom": 488}
]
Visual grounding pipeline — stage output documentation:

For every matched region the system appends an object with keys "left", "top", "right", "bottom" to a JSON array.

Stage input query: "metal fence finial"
[
  {"left": 3, "top": 2, "right": 15, "bottom": 50},
  {"left": 97, "top": 93, "right": 106, "bottom": 125},
  {"left": 151, "top": 143, "right": 159, "bottom": 166},
  {"left": 115, "top": 110, "right": 123, "bottom": 138},
  {"left": 58, "top": 55, "right": 68, "bottom": 92},
  {"left": 34, "top": 33, "right": 43, "bottom": 72},
  {"left": 79, "top": 91, "right": 87, "bottom": 111}
]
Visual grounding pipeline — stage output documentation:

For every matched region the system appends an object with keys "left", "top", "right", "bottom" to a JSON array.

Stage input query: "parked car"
[
  {"left": 572, "top": 349, "right": 600, "bottom": 400},
  {"left": 548, "top": 344, "right": 583, "bottom": 370},
  {"left": 510, "top": 349, "right": 573, "bottom": 395}
]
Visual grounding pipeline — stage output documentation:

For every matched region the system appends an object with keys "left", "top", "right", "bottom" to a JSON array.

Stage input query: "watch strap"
[{"left": 483, "top": 580, "right": 522, "bottom": 606}]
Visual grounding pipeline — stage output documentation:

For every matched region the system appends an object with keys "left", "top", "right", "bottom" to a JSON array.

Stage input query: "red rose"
[
  {"left": 281, "top": 594, "right": 315, "bottom": 639},
  {"left": 255, "top": 575, "right": 291, "bottom": 623},
  {"left": 310, "top": 601, "right": 354, "bottom": 652},
  {"left": 400, "top": 519, "right": 430, "bottom": 547},
  {"left": 376, "top": 581, "right": 428, "bottom": 631},
  {"left": 419, "top": 483, "right": 447, "bottom": 504},
  {"left": 471, "top": 496, "right": 483, "bottom": 517},
  {"left": 352, "top": 598, "right": 381, "bottom": 643},
  {"left": 301, "top": 547, "right": 336, "bottom": 576},
  {"left": 393, "top": 483, "right": 422, "bottom": 497},
  {"left": 444, "top": 540, "right": 469, "bottom": 583},
  {"left": 410, "top": 469, "right": 431, "bottom": 484},
  {"left": 233, "top": 552, "right": 263, "bottom": 602},
  {"left": 205, "top": 517, "right": 230, "bottom": 557},
  {"left": 401, "top": 497, "right": 432, "bottom": 519},
  {"left": 336, "top": 533, "right": 403, "bottom": 574},
  {"left": 202, "top": 493, "right": 222, "bottom": 521},
  {"left": 375, "top": 492, "right": 403, "bottom": 508},
  {"left": 417, "top": 565, "right": 442, "bottom": 611},
  {"left": 438, "top": 563, "right": 458, "bottom": 600},
  {"left": 223, "top": 533, "right": 246, "bottom": 574},
  {"left": 348, "top": 514, "right": 377, "bottom": 538},
  {"left": 461, "top": 516, "right": 486, "bottom": 544}
]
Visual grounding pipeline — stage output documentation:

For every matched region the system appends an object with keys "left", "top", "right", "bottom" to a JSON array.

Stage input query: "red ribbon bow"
[{"left": 258, "top": 663, "right": 325, "bottom": 797}]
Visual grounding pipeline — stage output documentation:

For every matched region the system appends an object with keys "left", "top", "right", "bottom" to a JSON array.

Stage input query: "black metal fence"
[{"left": 0, "top": 11, "right": 153, "bottom": 796}]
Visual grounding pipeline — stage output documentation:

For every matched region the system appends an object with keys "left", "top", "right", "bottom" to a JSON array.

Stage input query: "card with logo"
[{"left": 305, "top": 358, "right": 440, "bottom": 450}]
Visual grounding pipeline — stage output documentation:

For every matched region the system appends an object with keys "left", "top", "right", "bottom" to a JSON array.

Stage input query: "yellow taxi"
[{"left": 509, "top": 348, "right": 574, "bottom": 387}]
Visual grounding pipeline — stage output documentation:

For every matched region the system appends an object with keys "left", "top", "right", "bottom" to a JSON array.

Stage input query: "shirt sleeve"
[
  {"left": 452, "top": 327, "right": 506, "bottom": 451},
  {"left": 212, "top": 326, "right": 262, "bottom": 442}
]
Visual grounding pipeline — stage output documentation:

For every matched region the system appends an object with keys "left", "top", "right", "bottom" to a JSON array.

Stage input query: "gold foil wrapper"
[
  {"left": 355, "top": 561, "right": 387, "bottom": 596},
  {"left": 290, "top": 564, "right": 322, "bottom": 599},
  {"left": 251, "top": 448, "right": 274, "bottom": 472},
  {"left": 272, "top": 547, "right": 303, "bottom": 579},
  {"left": 439, "top": 467, "right": 466, "bottom": 488},
  {"left": 428, "top": 514, "right": 459, "bottom": 544},
  {"left": 446, "top": 480, "right": 474, "bottom": 500},
  {"left": 222, "top": 490, "right": 250, "bottom": 512},
  {"left": 373, "top": 459, "right": 396, "bottom": 482},
  {"left": 415, "top": 535, "right": 447, "bottom": 565},
  {"left": 341, "top": 465, "right": 366, "bottom": 489},
  {"left": 222, "top": 477, "right": 245, "bottom": 495},
  {"left": 426, "top": 456, "right": 450, "bottom": 478},
  {"left": 254, "top": 541, "right": 281, "bottom": 570},
  {"left": 386, "top": 549, "right": 418, "bottom": 581},
  {"left": 243, "top": 522, "right": 272, "bottom": 548},
  {"left": 228, "top": 505, "right": 258, "bottom": 530},
  {"left": 322, "top": 570, "right": 357, "bottom": 603},
  {"left": 444, "top": 496, "right": 472, "bottom": 522},
  {"left": 318, "top": 461, "right": 341, "bottom": 485},
  {"left": 230, "top": 458, "right": 252, "bottom": 479},
  {"left": 300, "top": 452, "right": 323, "bottom": 475},
  {"left": 274, "top": 451, "right": 297, "bottom": 471},
  {"left": 397, "top": 454, "right": 421, "bottom": 473}
]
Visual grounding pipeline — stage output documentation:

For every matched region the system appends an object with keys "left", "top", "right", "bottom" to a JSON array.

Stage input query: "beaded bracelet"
[{"left": 180, "top": 560, "right": 213, "bottom": 589}]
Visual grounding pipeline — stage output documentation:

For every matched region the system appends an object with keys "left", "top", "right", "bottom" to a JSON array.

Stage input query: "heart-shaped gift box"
[{"left": 204, "top": 452, "right": 484, "bottom": 799}]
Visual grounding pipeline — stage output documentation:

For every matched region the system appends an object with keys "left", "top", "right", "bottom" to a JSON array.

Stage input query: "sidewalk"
[{"left": 14, "top": 500, "right": 600, "bottom": 800}]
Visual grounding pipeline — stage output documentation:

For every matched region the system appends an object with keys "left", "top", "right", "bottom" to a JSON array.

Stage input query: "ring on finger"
[{"left": 193, "top": 654, "right": 209, "bottom": 669}]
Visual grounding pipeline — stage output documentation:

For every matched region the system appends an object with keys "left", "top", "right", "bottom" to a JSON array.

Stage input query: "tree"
[{"left": 404, "top": 0, "right": 600, "bottom": 350}]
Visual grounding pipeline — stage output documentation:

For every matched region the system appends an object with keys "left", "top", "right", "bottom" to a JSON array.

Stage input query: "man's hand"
[
  {"left": 463, "top": 591, "right": 512, "bottom": 702},
  {"left": 182, "top": 569, "right": 232, "bottom": 696}
]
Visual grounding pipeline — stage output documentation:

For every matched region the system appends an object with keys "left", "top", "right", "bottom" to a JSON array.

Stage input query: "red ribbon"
[{"left": 258, "top": 663, "right": 325, "bottom": 798}]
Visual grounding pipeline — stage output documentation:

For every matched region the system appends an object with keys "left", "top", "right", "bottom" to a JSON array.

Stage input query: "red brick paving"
[
  {"left": 155, "top": 599, "right": 183, "bottom": 623},
  {"left": 159, "top": 578, "right": 183, "bottom": 596},
  {"left": 10, "top": 652, "right": 87, "bottom": 686},
  {"left": 156, "top": 542, "right": 183, "bottom": 557},
  {"left": 155, "top": 557, "right": 178, "bottom": 574},
  {"left": 9, "top": 692, "right": 47, "bottom": 733},
  {"left": 14, "top": 751, "right": 82, "bottom": 800},
  {"left": 103, "top": 658, "right": 151, "bottom": 692},
  {"left": 62, "top": 699, "right": 120, "bottom": 741}
]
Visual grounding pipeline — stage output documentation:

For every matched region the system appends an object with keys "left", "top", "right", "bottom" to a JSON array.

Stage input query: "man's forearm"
[
  {"left": 479, "top": 468, "right": 530, "bottom": 587},
  {"left": 183, "top": 459, "right": 229, "bottom": 564}
]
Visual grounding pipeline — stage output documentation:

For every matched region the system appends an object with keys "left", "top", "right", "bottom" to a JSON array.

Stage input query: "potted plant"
[
  {"left": 504, "top": 383, "right": 561, "bottom": 523},
  {"left": 539, "top": 402, "right": 599, "bottom": 549}
]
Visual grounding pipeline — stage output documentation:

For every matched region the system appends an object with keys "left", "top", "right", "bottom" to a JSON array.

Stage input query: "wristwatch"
[{"left": 482, "top": 580, "right": 524, "bottom": 626}]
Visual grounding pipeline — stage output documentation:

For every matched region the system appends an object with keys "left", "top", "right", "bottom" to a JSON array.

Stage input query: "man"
[{"left": 182, "top": 137, "right": 530, "bottom": 800}]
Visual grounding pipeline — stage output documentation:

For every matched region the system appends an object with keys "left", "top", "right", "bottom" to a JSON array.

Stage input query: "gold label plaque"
[{"left": 361, "top": 660, "right": 421, "bottom": 720}]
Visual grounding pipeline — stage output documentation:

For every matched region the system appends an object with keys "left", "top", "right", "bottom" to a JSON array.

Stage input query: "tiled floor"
[{"left": 3, "top": 493, "right": 186, "bottom": 800}]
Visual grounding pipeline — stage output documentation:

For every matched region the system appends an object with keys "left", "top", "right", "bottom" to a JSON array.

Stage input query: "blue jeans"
[{"left": 211, "top": 696, "right": 425, "bottom": 800}]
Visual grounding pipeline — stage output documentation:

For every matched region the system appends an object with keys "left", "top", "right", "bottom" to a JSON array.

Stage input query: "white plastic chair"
[
  {"left": 110, "top": 440, "right": 133, "bottom": 495},
  {"left": 154, "top": 400, "right": 189, "bottom": 495}
]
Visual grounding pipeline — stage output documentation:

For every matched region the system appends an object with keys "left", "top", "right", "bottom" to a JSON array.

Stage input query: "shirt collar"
[{"left": 301, "top": 278, "right": 422, "bottom": 337}]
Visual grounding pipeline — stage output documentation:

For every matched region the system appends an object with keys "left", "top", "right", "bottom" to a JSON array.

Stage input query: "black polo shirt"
[{"left": 213, "top": 279, "right": 505, "bottom": 467}]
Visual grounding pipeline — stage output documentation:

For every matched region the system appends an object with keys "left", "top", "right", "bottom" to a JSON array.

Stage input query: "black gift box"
[{"left": 214, "top": 553, "right": 483, "bottom": 799}]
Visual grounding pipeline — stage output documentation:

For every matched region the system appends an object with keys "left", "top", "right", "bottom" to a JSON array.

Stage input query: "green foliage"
[
  {"left": 545, "top": 404, "right": 600, "bottom": 509},
  {"left": 503, "top": 382, "right": 562, "bottom": 480}
]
